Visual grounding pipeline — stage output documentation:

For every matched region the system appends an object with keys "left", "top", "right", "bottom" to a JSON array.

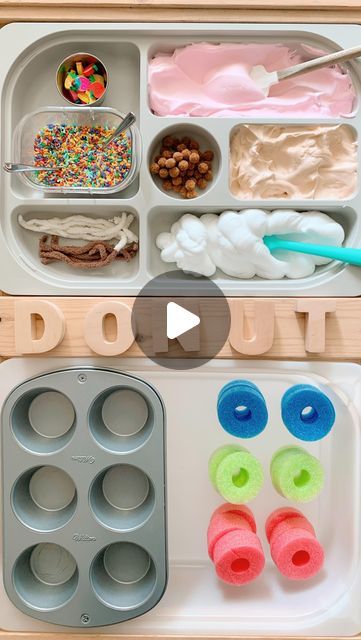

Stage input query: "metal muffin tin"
[
  {"left": 1, "top": 23, "right": 361, "bottom": 296},
  {"left": 1, "top": 366, "right": 167, "bottom": 628}
]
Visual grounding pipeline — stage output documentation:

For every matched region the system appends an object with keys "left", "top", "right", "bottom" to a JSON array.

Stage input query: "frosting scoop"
[{"left": 156, "top": 209, "right": 345, "bottom": 279}]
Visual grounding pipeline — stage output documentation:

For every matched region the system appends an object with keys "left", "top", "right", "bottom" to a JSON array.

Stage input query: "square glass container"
[{"left": 13, "top": 106, "right": 141, "bottom": 195}]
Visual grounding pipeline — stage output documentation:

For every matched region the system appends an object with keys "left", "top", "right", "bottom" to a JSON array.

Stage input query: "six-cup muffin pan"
[
  {"left": 1, "top": 367, "right": 167, "bottom": 627},
  {"left": 1, "top": 23, "right": 361, "bottom": 296}
]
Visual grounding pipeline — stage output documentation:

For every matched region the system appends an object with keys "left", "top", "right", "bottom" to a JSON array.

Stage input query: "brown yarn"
[{"left": 39, "top": 235, "right": 138, "bottom": 269}]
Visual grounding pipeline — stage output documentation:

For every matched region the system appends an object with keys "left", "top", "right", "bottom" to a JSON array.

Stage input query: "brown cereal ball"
[
  {"left": 177, "top": 143, "right": 187, "bottom": 151},
  {"left": 187, "top": 163, "right": 195, "bottom": 172},
  {"left": 202, "top": 150, "right": 214, "bottom": 162},
  {"left": 187, "top": 170, "right": 194, "bottom": 178},
  {"left": 159, "top": 168, "right": 169, "bottom": 178},
  {"left": 198, "top": 162, "right": 209, "bottom": 174},
  {"left": 197, "top": 178, "right": 207, "bottom": 189},
  {"left": 169, "top": 167, "right": 180, "bottom": 178},
  {"left": 189, "top": 152, "right": 200, "bottom": 164},
  {"left": 178, "top": 160, "right": 189, "bottom": 171},
  {"left": 189, "top": 140, "right": 199, "bottom": 150},
  {"left": 204, "top": 171, "right": 213, "bottom": 181},
  {"left": 173, "top": 184, "right": 182, "bottom": 193},
  {"left": 185, "top": 179, "right": 196, "bottom": 191},
  {"left": 162, "top": 180, "right": 173, "bottom": 191},
  {"left": 165, "top": 158, "right": 176, "bottom": 169},
  {"left": 186, "top": 190, "right": 197, "bottom": 199},
  {"left": 158, "top": 157, "right": 167, "bottom": 168},
  {"left": 162, "top": 149, "right": 173, "bottom": 159},
  {"left": 181, "top": 148, "right": 191, "bottom": 159},
  {"left": 194, "top": 170, "right": 201, "bottom": 180},
  {"left": 180, "top": 187, "right": 188, "bottom": 198},
  {"left": 172, "top": 176, "right": 183, "bottom": 186},
  {"left": 162, "top": 135, "right": 175, "bottom": 148},
  {"left": 150, "top": 163, "right": 160, "bottom": 174},
  {"left": 182, "top": 136, "right": 191, "bottom": 146},
  {"left": 173, "top": 151, "right": 183, "bottom": 162}
]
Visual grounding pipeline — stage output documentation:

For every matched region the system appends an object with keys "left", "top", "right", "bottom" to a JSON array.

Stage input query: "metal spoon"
[
  {"left": 101, "top": 111, "right": 136, "bottom": 149},
  {"left": 3, "top": 163, "right": 66, "bottom": 174}
]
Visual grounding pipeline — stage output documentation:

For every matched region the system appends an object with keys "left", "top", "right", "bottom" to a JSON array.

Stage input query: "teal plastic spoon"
[{"left": 263, "top": 235, "right": 361, "bottom": 267}]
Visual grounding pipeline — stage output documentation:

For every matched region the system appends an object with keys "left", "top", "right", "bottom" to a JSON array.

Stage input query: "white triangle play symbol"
[{"left": 166, "top": 302, "right": 200, "bottom": 340}]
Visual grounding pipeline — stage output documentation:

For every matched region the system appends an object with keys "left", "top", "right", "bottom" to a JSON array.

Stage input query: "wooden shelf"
[
  {"left": 0, "top": 296, "right": 359, "bottom": 360},
  {"left": 1, "top": 0, "right": 361, "bottom": 24}
]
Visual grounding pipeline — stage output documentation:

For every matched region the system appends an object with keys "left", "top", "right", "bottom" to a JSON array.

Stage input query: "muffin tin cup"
[
  {"left": 1, "top": 367, "right": 167, "bottom": 627},
  {"left": 91, "top": 542, "right": 157, "bottom": 610},
  {"left": 1, "top": 23, "right": 361, "bottom": 295},
  {"left": 11, "top": 389, "right": 76, "bottom": 454},
  {"left": 12, "top": 466, "right": 77, "bottom": 532},
  {"left": 13, "top": 544, "right": 79, "bottom": 611}
]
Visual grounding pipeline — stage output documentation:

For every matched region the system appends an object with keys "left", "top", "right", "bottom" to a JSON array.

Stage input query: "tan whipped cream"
[{"left": 230, "top": 125, "right": 357, "bottom": 200}]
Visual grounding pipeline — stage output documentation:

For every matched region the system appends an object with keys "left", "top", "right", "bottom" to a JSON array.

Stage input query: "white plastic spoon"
[{"left": 250, "top": 44, "right": 361, "bottom": 96}]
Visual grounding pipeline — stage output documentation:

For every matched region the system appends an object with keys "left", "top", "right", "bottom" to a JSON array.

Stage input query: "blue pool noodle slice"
[
  {"left": 281, "top": 384, "right": 335, "bottom": 442},
  {"left": 217, "top": 380, "right": 268, "bottom": 438}
]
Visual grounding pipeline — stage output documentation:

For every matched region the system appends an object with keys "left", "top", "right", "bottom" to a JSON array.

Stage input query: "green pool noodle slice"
[
  {"left": 209, "top": 445, "right": 241, "bottom": 490},
  {"left": 209, "top": 445, "right": 263, "bottom": 503},
  {"left": 271, "top": 446, "right": 324, "bottom": 503}
]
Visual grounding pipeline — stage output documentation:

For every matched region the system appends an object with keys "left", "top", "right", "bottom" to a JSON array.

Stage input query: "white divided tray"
[
  {"left": 0, "top": 357, "right": 360, "bottom": 635},
  {"left": 1, "top": 23, "right": 361, "bottom": 296}
]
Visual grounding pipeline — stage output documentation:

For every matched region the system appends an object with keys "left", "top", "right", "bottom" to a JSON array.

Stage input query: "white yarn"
[{"left": 18, "top": 213, "right": 138, "bottom": 252}]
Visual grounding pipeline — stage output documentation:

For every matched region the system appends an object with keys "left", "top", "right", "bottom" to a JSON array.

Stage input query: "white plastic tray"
[
  {"left": 1, "top": 23, "right": 361, "bottom": 296},
  {"left": 0, "top": 357, "right": 360, "bottom": 636}
]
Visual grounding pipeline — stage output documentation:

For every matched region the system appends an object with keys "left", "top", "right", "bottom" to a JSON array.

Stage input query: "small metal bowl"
[{"left": 56, "top": 52, "right": 108, "bottom": 106}]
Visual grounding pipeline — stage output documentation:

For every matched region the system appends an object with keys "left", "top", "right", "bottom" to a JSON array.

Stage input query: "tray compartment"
[
  {"left": 229, "top": 123, "right": 359, "bottom": 201},
  {"left": 147, "top": 204, "right": 359, "bottom": 290},
  {"left": 148, "top": 122, "right": 221, "bottom": 200},
  {"left": 146, "top": 34, "right": 361, "bottom": 118},
  {"left": 9, "top": 202, "right": 140, "bottom": 285}
]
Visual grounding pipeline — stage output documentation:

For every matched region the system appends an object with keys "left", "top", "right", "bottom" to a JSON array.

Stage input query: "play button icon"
[
  {"left": 131, "top": 271, "right": 231, "bottom": 370},
  {"left": 166, "top": 302, "right": 200, "bottom": 340}
]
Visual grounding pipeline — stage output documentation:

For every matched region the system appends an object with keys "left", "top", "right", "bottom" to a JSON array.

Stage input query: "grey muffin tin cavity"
[
  {"left": 1, "top": 23, "right": 361, "bottom": 296},
  {"left": 1, "top": 367, "right": 167, "bottom": 628}
]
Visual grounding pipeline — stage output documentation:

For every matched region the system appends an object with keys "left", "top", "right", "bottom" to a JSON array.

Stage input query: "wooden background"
[{"left": 1, "top": 0, "right": 361, "bottom": 24}]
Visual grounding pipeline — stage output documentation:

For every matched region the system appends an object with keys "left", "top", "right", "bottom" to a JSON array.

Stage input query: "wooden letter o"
[{"left": 84, "top": 301, "right": 134, "bottom": 356}]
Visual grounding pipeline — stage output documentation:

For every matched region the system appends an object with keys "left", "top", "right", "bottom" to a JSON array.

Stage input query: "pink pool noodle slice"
[
  {"left": 271, "top": 528, "right": 324, "bottom": 580},
  {"left": 208, "top": 503, "right": 256, "bottom": 559},
  {"left": 265, "top": 507, "right": 315, "bottom": 543},
  {"left": 266, "top": 508, "right": 324, "bottom": 580},
  {"left": 213, "top": 528, "right": 265, "bottom": 585}
]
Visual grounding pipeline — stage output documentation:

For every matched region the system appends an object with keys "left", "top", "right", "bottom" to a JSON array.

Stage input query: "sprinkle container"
[{"left": 12, "top": 107, "right": 141, "bottom": 195}]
